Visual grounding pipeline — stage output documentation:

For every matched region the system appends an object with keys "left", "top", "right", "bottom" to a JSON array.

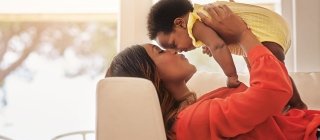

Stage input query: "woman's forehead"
[
  {"left": 142, "top": 44, "right": 162, "bottom": 60},
  {"left": 143, "top": 43, "right": 160, "bottom": 52}
]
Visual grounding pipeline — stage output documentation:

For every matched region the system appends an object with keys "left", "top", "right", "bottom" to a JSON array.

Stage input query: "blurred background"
[
  {"left": 0, "top": 0, "right": 319, "bottom": 139},
  {"left": 0, "top": 0, "right": 118, "bottom": 139}
]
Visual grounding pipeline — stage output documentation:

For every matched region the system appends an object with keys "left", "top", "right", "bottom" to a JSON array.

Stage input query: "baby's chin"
[
  {"left": 183, "top": 46, "right": 196, "bottom": 52},
  {"left": 190, "top": 46, "right": 197, "bottom": 51}
]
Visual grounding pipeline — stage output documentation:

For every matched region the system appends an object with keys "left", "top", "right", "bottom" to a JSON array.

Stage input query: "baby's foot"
[{"left": 227, "top": 76, "right": 241, "bottom": 88}]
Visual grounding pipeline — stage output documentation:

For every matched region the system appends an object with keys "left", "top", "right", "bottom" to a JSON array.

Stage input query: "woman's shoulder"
[
  {"left": 175, "top": 83, "right": 248, "bottom": 131},
  {"left": 177, "top": 83, "right": 247, "bottom": 117}
]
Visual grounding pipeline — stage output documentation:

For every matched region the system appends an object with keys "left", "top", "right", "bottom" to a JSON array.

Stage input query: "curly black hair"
[{"left": 147, "top": 0, "right": 193, "bottom": 40}]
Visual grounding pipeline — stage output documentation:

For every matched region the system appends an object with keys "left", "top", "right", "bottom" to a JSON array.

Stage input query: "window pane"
[{"left": 0, "top": 1, "right": 118, "bottom": 139}]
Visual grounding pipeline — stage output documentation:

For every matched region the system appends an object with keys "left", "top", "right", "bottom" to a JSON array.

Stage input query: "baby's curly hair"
[{"left": 147, "top": 0, "right": 193, "bottom": 40}]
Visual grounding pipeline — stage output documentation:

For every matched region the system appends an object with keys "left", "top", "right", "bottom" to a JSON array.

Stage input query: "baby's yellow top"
[{"left": 187, "top": 1, "right": 291, "bottom": 56}]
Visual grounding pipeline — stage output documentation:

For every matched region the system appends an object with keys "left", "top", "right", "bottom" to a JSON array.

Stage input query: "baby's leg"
[{"left": 262, "top": 41, "right": 307, "bottom": 110}]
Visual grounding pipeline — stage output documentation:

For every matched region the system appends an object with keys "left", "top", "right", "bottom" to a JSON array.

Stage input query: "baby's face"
[{"left": 156, "top": 29, "right": 195, "bottom": 52}]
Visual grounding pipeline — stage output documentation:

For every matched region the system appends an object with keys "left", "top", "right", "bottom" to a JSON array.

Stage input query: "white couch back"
[
  {"left": 187, "top": 72, "right": 320, "bottom": 109},
  {"left": 96, "top": 72, "right": 320, "bottom": 140}
]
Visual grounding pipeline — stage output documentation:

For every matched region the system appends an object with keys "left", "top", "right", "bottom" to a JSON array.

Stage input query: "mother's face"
[{"left": 143, "top": 44, "right": 196, "bottom": 83}]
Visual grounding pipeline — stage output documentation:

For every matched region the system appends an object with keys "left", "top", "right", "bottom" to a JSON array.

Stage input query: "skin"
[
  {"left": 143, "top": 44, "right": 196, "bottom": 100},
  {"left": 155, "top": 19, "right": 195, "bottom": 53},
  {"left": 156, "top": 14, "right": 240, "bottom": 88},
  {"left": 155, "top": 14, "right": 222, "bottom": 53}
]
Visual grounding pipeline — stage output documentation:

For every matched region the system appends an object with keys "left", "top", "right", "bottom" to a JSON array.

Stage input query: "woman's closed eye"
[{"left": 158, "top": 50, "right": 165, "bottom": 54}]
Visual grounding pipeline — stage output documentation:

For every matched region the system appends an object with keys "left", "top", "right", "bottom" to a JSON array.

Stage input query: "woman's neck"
[
  {"left": 164, "top": 81, "right": 190, "bottom": 101},
  {"left": 165, "top": 80, "right": 197, "bottom": 113}
]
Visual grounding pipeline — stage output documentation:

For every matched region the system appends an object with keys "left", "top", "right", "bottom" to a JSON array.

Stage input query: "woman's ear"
[{"left": 173, "top": 17, "right": 187, "bottom": 29}]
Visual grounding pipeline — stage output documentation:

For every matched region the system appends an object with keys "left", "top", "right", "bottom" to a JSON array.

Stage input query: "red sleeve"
[
  {"left": 176, "top": 46, "right": 293, "bottom": 139},
  {"left": 211, "top": 45, "right": 293, "bottom": 136}
]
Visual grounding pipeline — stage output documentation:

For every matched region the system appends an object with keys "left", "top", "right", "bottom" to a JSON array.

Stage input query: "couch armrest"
[{"left": 96, "top": 77, "right": 166, "bottom": 140}]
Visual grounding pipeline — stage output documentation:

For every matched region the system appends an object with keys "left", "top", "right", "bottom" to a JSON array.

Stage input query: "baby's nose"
[{"left": 167, "top": 49, "right": 178, "bottom": 54}]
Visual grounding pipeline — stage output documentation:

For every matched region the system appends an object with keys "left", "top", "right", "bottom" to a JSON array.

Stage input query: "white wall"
[
  {"left": 283, "top": 0, "right": 320, "bottom": 72},
  {"left": 118, "top": 0, "right": 152, "bottom": 51}
]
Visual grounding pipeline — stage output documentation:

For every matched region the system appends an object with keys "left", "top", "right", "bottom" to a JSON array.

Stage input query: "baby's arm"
[{"left": 193, "top": 20, "right": 240, "bottom": 88}]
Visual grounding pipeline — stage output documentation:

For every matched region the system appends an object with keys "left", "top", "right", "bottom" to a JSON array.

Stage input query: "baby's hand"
[
  {"left": 202, "top": 46, "right": 212, "bottom": 57},
  {"left": 227, "top": 75, "right": 241, "bottom": 88}
]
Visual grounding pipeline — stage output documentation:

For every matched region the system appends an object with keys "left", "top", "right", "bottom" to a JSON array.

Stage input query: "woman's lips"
[{"left": 180, "top": 54, "right": 188, "bottom": 61}]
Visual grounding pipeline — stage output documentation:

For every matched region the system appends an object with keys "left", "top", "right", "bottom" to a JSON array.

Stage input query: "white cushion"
[
  {"left": 96, "top": 77, "right": 166, "bottom": 140},
  {"left": 187, "top": 72, "right": 320, "bottom": 109},
  {"left": 289, "top": 72, "right": 320, "bottom": 109}
]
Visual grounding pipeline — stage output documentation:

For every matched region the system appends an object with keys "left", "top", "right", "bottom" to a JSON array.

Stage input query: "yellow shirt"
[{"left": 188, "top": 1, "right": 291, "bottom": 56}]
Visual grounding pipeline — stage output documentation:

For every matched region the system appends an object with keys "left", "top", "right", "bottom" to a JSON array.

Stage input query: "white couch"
[
  {"left": 96, "top": 72, "right": 320, "bottom": 140},
  {"left": 187, "top": 72, "right": 320, "bottom": 109}
]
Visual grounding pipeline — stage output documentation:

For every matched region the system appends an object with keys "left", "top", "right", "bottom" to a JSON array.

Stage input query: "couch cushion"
[
  {"left": 187, "top": 72, "right": 320, "bottom": 109},
  {"left": 289, "top": 72, "right": 320, "bottom": 109}
]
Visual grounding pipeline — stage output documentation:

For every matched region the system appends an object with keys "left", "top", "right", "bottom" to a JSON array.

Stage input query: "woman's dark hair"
[
  {"left": 106, "top": 45, "right": 180, "bottom": 139},
  {"left": 147, "top": 0, "right": 194, "bottom": 39}
]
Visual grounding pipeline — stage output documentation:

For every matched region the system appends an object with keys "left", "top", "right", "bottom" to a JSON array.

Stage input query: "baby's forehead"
[
  {"left": 156, "top": 32, "right": 176, "bottom": 47},
  {"left": 156, "top": 45, "right": 165, "bottom": 50},
  {"left": 150, "top": 40, "right": 165, "bottom": 50},
  {"left": 156, "top": 37, "right": 179, "bottom": 50}
]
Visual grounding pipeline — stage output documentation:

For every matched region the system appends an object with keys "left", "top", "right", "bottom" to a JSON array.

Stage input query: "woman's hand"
[
  {"left": 198, "top": 4, "right": 248, "bottom": 44},
  {"left": 198, "top": 4, "right": 263, "bottom": 54}
]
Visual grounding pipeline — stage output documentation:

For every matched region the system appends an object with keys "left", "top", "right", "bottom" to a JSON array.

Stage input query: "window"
[{"left": 0, "top": 1, "right": 118, "bottom": 139}]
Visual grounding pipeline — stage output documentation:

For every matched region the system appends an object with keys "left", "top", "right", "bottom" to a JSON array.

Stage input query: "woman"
[{"left": 106, "top": 5, "right": 320, "bottom": 140}]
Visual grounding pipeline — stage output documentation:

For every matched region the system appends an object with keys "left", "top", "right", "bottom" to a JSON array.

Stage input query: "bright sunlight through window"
[{"left": 0, "top": 0, "right": 119, "bottom": 139}]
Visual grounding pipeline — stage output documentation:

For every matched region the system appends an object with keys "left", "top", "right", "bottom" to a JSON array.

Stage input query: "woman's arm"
[
  {"left": 188, "top": 4, "right": 292, "bottom": 137},
  {"left": 213, "top": 46, "right": 292, "bottom": 137},
  {"left": 192, "top": 20, "right": 240, "bottom": 88},
  {"left": 176, "top": 46, "right": 293, "bottom": 139}
]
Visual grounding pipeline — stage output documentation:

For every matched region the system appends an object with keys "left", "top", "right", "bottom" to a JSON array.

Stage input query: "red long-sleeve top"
[{"left": 174, "top": 46, "right": 320, "bottom": 140}]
